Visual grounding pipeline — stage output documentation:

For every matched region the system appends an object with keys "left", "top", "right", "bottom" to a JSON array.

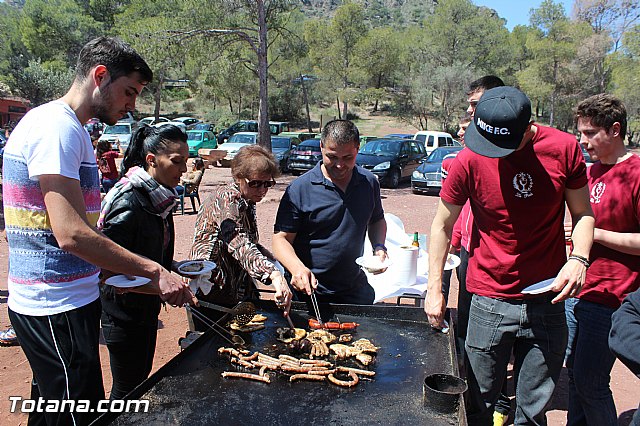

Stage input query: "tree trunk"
[
  {"left": 257, "top": 0, "right": 271, "bottom": 150},
  {"left": 153, "top": 70, "right": 165, "bottom": 120},
  {"left": 300, "top": 74, "right": 312, "bottom": 132},
  {"left": 550, "top": 59, "right": 558, "bottom": 127},
  {"left": 373, "top": 73, "right": 382, "bottom": 112},
  {"left": 336, "top": 96, "right": 341, "bottom": 119},
  {"left": 342, "top": 98, "right": 348, "bottom": 120}
]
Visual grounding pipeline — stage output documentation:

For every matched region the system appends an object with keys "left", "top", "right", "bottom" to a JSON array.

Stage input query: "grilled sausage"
[{"left": 327, "top": 371, "right": 359, "bottom": 387}]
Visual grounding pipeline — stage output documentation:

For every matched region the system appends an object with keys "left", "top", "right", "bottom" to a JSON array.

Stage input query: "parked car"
[
  {"left": 219, "top": 132, "right": 258, "bottom": 166},
  {"left": 384, "top": 133, "right": 414, "bottom": 139},
  {"left": 173, "top": 116, "right": 200, "bottom": 129},
  {"left": 193, "top": 122, "right": 216, "bottom": 132},
  {"left": 287, "top": 138, "right": 322, "bottom": 175},
  {"left": 217, "top": 120, "right": 258, "bottom": 144},
  {"left": 84, "top": 118, "right": 103, "bottom": 139},
  {"left": 271, "top": 135, "right": 300, "bottom": 172},
  {"left": 154, "top": 121, "right": 187, "bottom": 133},
  {"left": 99, "top": 121, "right": 133, "bottom": 150},
  {"left": 269, "top": 121, "right": 290, "bottom": 135},
  {"left": 579, "top": 143, "right": 593, "bottom": 166},
  {"left": 359, "top": 135, "right": 378, "bottom": 148},
  {"left": 279, "top": 131, "right": 317, "bottom": 142},
  {"left": 139, "top": 116, "right": 170, "bottom": 126},
  {"left": 413, "top": 130, "right": 459, "bottom": 155},
  {"left": 411, "top": 146, "right": 464, "bottom": 195},
  {"left": 186, "top": 130, "right": 217, "bottom": 157},
  {"left": 118, "top": 112, "right": 136, "bottom": 123},
  {"left": 356, "top": 138, "right": 427, "bottom": 188}
]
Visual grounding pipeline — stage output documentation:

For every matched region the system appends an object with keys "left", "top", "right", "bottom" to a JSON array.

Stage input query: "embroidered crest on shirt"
[
  {"left": 513, "top": 173, "right": 533, "bottom": 198},
  {"left": 590, "top": 182, "right": 606, "bottom": 204}
]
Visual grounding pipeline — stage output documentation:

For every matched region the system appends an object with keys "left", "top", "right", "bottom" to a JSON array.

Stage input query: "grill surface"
[{"left": 95, "top": 301, "right": 463, "bottom": 425}]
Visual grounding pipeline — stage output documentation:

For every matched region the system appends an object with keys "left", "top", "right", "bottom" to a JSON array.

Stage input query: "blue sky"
[{"left": 472, "top": 0, "right": 573, "bottom": 30}]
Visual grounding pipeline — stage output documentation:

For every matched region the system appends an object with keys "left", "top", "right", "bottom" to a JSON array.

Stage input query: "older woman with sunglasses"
[{"left": 187, "top": 145, "right": 292, "bottom": 330}]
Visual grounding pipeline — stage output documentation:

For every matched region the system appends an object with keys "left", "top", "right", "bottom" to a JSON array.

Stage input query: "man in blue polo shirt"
[{"left": 273, "top": 119, "right": 388, "bottom": 304}]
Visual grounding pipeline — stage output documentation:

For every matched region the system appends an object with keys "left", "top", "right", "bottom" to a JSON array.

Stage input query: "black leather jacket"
[{"left": 100, "top": 186, "right": 175, "bottom": 326}]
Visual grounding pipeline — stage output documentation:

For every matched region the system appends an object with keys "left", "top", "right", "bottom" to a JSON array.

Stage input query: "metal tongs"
[
  {"left": 310, "top": 291, "right": 323, "bottom": 327},
  {"left": 197, "top": 300, "right": 256, "bottom": 325},
  {"left": 185, "top": 306, "right": 244, "bottom": 346}
]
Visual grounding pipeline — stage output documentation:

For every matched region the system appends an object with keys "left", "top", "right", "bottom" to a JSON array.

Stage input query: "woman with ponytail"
[{"left": 98, "top": 124, "right": 195, "bottom": 400}]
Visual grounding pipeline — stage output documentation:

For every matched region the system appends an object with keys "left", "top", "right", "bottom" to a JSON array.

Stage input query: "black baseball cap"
[{"left": 465, "top": 86, "right": 532, "bottom": 158}]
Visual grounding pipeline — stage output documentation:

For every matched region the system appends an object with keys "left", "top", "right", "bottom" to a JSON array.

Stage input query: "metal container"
[{"left": 423, "top": 373, "right": 468, "bottom": 414}]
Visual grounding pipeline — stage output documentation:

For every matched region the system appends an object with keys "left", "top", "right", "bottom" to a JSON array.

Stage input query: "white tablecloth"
[{"left": 364, "top": 213, "right": 429, "bottom": 303}]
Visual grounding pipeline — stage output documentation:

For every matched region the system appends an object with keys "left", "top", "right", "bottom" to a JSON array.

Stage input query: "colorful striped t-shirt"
[{"left": 2, "top": 101, "right": 101, "bottom": 316}]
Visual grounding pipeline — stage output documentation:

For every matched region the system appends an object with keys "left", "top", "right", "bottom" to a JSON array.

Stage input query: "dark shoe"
[{"left": 0, "top": 326, "right": 19, "bottom": 346}]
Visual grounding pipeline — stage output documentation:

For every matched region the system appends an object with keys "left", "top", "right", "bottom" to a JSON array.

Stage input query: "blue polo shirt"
[{"left": 275, "top": 163, "right": 384, "bottom": 299}]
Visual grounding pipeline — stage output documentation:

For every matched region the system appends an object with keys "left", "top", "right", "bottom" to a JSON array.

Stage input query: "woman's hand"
[{"left": 271, "top": 270, "right": 292, "bottom": 315}]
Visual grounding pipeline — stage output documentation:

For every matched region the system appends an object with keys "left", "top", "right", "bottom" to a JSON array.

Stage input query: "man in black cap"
[{"left": 425, "top": 86, "right": 594, "bottom": 425}]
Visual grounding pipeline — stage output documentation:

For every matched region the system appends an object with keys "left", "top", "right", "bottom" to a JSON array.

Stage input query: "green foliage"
[
  {"left": 269, "top": 84, "right": 303, "bottom": 121},
  {"left": 20, "top": 0, "right": 102, "bottom": 64},
  {"left": 610, "top": 25, "right": 640, "bottom": 143},
  {"left": 182, "top": 99, "right": 196, "bottom": 112},
  {"left": 14, "top": 59, "right": 74, "bottom": 106},
  {"left": 162, "top": 88, "right": 191, "bottom": 102},
  {"left": 0, "top": 0, "right": 637, "bottom": 137}
]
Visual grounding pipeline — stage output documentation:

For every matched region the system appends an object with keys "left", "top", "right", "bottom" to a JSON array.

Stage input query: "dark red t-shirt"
[
  {"left": 98, "top": 150, "right": 119, "bottom": 180},
  {"left": 440, "top": 125, "right": 587, "bottom": 298},
  {"left": 578, "top": 154, "right": 640, "bottom": 308}
]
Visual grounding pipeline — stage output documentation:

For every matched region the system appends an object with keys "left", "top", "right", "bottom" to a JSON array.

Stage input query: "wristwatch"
[{"left": 372, "top": 243, "right": 387, "bottom": 254}]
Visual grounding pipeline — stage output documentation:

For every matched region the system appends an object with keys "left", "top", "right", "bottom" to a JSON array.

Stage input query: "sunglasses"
[{"left": 245, "top": 178, "right": 276, "bottom": 189}]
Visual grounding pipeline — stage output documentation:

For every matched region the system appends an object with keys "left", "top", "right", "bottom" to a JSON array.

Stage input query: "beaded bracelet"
[{"left": 568, "top": 254, "right": 590, "bottom": 268}]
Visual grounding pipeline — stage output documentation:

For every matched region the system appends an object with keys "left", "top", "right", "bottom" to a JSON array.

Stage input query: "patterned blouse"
[{"left": 189, "top": 182, "right": 276, "bottom": 305}]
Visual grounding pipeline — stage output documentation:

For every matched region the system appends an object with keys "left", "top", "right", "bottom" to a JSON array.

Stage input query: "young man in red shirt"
[
  {"left": 565, "top": 94, "right": 640, "bottom": 425},
  {"left": 425, "top": 86, "right": 594, "bottom": 425}
]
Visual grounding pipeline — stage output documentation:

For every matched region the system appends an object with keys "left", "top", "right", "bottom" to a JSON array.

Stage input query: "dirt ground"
[{"left": 1, "top": 162, "right": 639, "bottom": 425}]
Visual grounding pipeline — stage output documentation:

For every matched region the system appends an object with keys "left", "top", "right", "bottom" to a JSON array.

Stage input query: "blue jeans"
[
  {"left": 101, "top": 177, "right": 117, "bottom": 194},
  {"left": 565, "top": 297, "right": 617, "bottom": 426},
  {"left": 465, "top": 294, "right": 567, "bottom": 425}
]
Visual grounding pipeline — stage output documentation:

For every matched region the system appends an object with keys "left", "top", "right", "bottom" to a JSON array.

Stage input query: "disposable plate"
[
  {"left": 104, "top": 275, "right": 151, "bottom": 288},
  {"left": 521, "top": 278, "right": 556, "bottom": 295},
  {"left": 178, "top": 260, "right": 216, "bottom": 276},
  {"left": 355, "top": 256, "right": 393, "bottom": 273}
]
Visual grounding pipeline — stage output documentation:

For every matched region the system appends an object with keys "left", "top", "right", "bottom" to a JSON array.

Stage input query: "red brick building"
[{"left": 0, "top": 96, "right": 30, "bottom": 129}]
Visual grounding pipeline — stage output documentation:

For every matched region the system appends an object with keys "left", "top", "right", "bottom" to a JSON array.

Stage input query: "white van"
[
  {"left": 99, "top": 121, "right": 133, "bottom": 150},
  {"left": 413, "top": 131, "right": 459, "bottom": 154}
]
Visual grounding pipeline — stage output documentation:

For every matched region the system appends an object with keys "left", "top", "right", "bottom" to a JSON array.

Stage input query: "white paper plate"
[
  {"left": 104, "top": 275, "right": 151, "bottom": 288},
  {"left": 446, "top": 254, "right": 461, "bottom": 270},
  {"left": 424, "top": 253, "right": 461, "bottom": 271},
  {"left": 521, "top": 278, "right": 556, "bottom": 295},
  {"left": 355, "top": 256, "right": 393, "bottom": 273},
  {"left": 178, "top": 260, "right": 216, "bottom": 276}
]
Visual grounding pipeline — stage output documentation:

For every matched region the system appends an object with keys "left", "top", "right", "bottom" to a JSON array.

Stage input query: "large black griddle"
[{"left": 94, "top": 300, "right": 464, "bottom": 425}]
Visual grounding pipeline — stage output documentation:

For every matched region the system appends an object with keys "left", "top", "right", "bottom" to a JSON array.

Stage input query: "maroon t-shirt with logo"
[
  {"left": 578, "top": 154, "right": 640, "bottom": 308},
  {"left": 440, "top": 125, "right": 587, "bottom": 299}
]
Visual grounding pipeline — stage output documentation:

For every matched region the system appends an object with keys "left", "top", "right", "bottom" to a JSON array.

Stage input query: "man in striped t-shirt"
[{"left": 2, "top": 37, "right": 194, "bottom": 425}]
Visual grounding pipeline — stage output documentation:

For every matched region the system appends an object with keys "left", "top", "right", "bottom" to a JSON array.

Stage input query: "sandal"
[{"left": 0, "top": 326, "right": 19, "bottom": 346}]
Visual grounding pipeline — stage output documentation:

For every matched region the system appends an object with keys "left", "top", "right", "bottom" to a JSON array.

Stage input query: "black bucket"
[{"left": 423, "top": 373, "right": 467, "bottom": 414}]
